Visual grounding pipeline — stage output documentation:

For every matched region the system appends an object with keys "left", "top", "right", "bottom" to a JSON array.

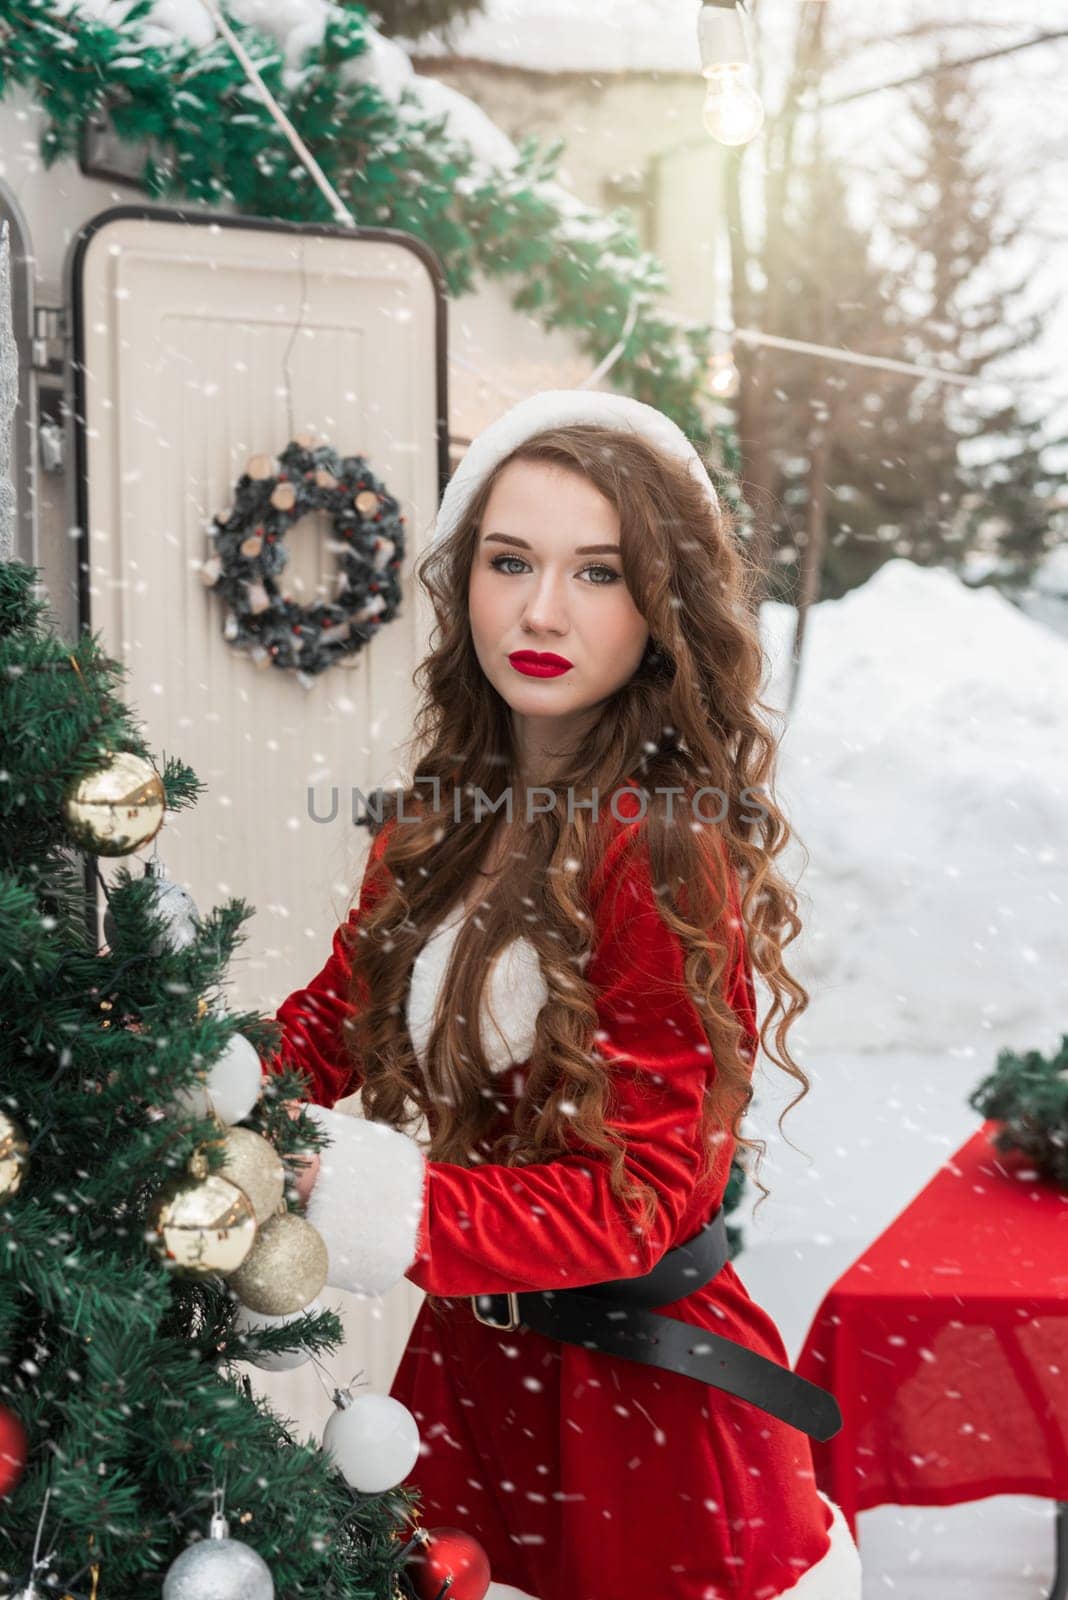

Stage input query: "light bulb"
[
  {"left": 708, "top": 352, "right": 741, "bottom": 400},
  {"left": 702, "top": 64, "right": 765, "bottom": 147}
]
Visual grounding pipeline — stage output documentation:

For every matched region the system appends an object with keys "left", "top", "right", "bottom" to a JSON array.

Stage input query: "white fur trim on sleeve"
[
  {"left": 302, "top": 1104, "right": 427, "bottom": 1298},
  {"left": 771, "top": 1492, "right": 862, "bottom": 1600}
]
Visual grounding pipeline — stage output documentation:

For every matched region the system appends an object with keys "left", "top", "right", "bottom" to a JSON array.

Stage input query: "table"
[{"left": 795, "top": 1120, "right": 1068, "bottom": 1598}]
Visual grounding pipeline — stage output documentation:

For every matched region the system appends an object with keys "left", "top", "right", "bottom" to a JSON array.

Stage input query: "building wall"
[{"left": 409, "top": 57, "right": 729, "bottom": 325}]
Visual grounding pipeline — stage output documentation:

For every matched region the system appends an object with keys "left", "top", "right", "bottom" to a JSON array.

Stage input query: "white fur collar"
[{"left": 407, "top": 903, "right": 549, "bottom": 1079}]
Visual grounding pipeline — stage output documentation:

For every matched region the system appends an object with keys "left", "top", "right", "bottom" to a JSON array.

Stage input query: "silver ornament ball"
[
  {"left": 104, "top": 860, "right": 201, "bottom": 956},
  {"left": 162, "top": 1517, "right": 274, "bottom": 1600}
]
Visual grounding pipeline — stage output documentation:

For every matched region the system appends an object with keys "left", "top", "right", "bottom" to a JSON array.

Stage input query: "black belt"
[{"left": 471, "top": 1207, "right": 842, "bottom": 1443}]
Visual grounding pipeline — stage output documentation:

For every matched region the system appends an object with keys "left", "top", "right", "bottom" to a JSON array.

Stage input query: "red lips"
[{"left": 509, "top": 651, "right": 573, "bottom": 677}]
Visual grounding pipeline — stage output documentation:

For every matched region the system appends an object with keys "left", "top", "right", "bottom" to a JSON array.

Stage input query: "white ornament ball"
[
  {"left": 162, "top": 1531, "right": 273, "bottom": 1599},
  {"left": 323, "top": 1391, "right": 421, "bottom": 1494},
  {"left": 171, "top": 1033, "right": 263, "bottom": 1125},
  {"left": 231, "top": 1298, "right": 324, "bottom": 1372}
]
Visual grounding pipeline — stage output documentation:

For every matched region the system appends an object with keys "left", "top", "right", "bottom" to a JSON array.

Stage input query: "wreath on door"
[{"left": 201, "top": 434, "right": 406, "bottom": 679}]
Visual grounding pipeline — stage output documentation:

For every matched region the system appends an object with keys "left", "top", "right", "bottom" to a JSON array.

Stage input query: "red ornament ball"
[
  {"left": 0, "top": 1404, "right": 27, "bottom": 1498},
  {"left": 404, "top": 1526, "right": 491, "bottom": 1600}
]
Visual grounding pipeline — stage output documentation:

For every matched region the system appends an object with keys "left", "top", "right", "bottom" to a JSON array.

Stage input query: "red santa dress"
[{"left": 261, "top": 789, "right": 861, "bottom": 1599}]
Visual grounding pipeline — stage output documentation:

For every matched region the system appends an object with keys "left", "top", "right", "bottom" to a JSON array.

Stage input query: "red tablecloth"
[{"left": 795, "top": 1120, "right": 1068, "bottom": 1538}]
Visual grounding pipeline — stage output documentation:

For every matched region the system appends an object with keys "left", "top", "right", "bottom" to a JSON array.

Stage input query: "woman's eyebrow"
[{"left": 483, "top": 532, "right": 621, "bottom": 555}]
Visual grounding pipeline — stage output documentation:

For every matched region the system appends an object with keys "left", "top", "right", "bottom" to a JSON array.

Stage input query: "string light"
[
  {"left": 708, "top": 359, "right": 740, "bottom": 401},
  {"left": 204, "top": 0, "right": 1065, "bottom": 416},
  {"left": 697, "top": 2, "right": 765, "bottom": 147},
  {"left": 707, "top": 345, "right": 741, "bottom": 401}
]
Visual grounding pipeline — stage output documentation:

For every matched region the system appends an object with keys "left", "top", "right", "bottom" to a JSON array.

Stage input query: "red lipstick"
[{"left": 508, "top": 651, "right": 573, "bottom": 678}]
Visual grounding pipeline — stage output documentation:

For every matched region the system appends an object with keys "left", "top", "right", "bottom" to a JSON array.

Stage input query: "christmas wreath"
[{"left": 202, "top": 435, "right": 406, "bottom": 679}]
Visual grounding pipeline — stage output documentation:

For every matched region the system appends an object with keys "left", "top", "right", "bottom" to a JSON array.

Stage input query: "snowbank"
[{"left": 758, "top": 558, "right": 1067, "bottom": 1061}]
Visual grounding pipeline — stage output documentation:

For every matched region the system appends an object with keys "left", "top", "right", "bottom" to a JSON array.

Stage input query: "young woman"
[{"left": 262, "top": 390, "right": 862, "bottom": 1599}]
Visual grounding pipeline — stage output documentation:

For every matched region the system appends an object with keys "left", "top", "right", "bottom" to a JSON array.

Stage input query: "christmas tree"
[{"left": 0, "top": 555, "right": 444, "bottom": 1593}]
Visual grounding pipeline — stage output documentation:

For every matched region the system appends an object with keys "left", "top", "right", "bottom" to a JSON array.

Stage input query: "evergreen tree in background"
[
  {"left": 729, "top": 19, "right": 1060, "bottom": 606},
  {"left": 0, "top": 559, "right": 419, "bottom": 1596},
  {"left": 961, "top": 402, "right": 1066, "bottom": 584},
  {"left": 877, "top": 64, "right": 1059, "bottom": 578},
  {"left": 755, "top": 143, "right": 916, "bottom": 605}
]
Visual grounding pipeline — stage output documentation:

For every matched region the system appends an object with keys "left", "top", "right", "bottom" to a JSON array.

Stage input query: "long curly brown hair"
[{"left": 341, "top": 423, "right": 811, "bottom": 1301}]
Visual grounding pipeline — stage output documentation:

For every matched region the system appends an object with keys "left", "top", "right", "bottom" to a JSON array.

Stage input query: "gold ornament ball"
[
  {"left": 62, "top": 752, "right": 165, "bottom": 856},
  {"left": 0, "top": 1111, "right": 30, "bottom": 1200},
  {"left": 224, "top": 1211, "right": 328, "bottom": 1315},
  {"left": 147, "top": 1172, "right": 257, "bottom": 1278},
  {"left": 355, "top": 489, "right": 379, "bottom": 517},
  {"left": 191, "top": 1128, "right": 285, "bottom": 1224}
]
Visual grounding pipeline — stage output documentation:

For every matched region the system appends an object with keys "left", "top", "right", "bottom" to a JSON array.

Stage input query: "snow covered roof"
[{"left": 403, "top": 0, "right": 702, "bottom": 76}]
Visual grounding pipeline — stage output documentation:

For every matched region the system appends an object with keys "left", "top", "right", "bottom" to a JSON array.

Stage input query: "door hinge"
[{"left": 32, "top": 304, "right": 68, "bottom": 374}]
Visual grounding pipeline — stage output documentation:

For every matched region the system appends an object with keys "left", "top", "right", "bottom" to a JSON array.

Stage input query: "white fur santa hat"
[{"left": 431, "top": 388, "right": 720, "bottom": 545}]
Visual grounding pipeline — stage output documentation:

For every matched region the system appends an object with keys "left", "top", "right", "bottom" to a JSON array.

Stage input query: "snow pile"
[
  {"left": 1033, "top": 542, "right": 1068, "bottom": 597},
  {"left": 760, "top": 558, "right": 1068, "bottom": 1061}
]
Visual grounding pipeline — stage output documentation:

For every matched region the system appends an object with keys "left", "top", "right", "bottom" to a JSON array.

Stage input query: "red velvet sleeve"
[
  {"left": 404, "top": 822, "right": 754, "bottom": 1299},
  {"left": 259, "top": 821, "right": 393, "bottom": 1109},
  {"left": 723, "top": 850, "right": 759, "bottom": 1065}
]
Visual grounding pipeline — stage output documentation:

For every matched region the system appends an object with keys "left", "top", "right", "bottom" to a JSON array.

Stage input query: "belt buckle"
[{"left": 471, "top": 1291, "right": 520, "bottom": 1331}]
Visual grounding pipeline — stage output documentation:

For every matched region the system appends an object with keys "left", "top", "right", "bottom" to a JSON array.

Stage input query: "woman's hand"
[{"left": 282, "top": 1098, "right": 321, "bottom": 1208}]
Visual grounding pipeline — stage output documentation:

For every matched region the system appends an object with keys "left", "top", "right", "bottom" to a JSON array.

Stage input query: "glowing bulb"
[
  {"left": 702, "top": 64, "right": 765, "bottom": 147},
  {"left": 708, "top": 352, "right": 740, "bottom": 400}
]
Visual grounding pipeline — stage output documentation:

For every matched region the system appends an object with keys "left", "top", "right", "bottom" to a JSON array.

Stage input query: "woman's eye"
[{"left": 488, "top": 555, "right": 620, "bottom": 585}]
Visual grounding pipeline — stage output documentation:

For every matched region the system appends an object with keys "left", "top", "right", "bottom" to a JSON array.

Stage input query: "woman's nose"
[{"left": 521, "top": 570, "right": 570, "bottom": 633}]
